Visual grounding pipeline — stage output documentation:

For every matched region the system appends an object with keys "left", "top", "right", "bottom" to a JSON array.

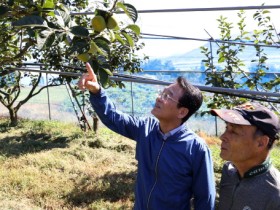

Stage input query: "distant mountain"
[{"left": 162, "top": 42, "right": 280, "bottom": 72}]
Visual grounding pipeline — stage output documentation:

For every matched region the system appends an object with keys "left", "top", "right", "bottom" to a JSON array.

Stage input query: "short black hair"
[{"left": 176, "top": 76, "right": 203, "bottom": 123}]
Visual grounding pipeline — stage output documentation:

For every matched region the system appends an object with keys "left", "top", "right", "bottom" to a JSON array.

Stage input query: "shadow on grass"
[
  {"left": 67, "top": 171, "right": 136, "bottom": 207},
  {"left": 0, "top": 131, "right": 71, "bottom": 157}
]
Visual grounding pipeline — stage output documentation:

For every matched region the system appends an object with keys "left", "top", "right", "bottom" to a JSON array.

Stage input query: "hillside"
[{"left": 162, "top": 42, "right": 280, "bottom": 71}]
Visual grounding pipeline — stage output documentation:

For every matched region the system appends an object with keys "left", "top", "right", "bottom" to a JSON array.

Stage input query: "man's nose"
[
  {"left": 156, "top": 94, "right": 163, "bottom": 102},
  {"left": 220, "top": 132, "right": 227, "bottom": 142}
]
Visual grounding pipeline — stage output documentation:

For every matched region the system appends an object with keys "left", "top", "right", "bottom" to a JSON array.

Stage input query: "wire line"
[{"left": 71, "top": 5, "right": 280, "bottom": 15}]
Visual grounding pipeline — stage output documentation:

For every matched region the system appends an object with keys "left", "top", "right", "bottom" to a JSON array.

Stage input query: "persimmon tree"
[
  {"left": 201, "top": 8, "right": 280, "bottom": 111},
  {"left": 0, "top": 0, "right": 145, "bottom": 126}
]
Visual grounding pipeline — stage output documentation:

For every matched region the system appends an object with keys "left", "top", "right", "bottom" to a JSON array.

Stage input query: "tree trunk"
[
  {"left": 93, "top": 116, "right": 99, "bottom": 132},
  {"left": 8, "top": 108, "right": 18, "bottom": 126}
]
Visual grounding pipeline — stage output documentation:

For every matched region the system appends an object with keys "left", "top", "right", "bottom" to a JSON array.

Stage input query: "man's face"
[
  {"left": 219, "top": 123, "right": 260, "bottom": 164},
  {"left": 151, "top": 83, "right": 185, "bottom": 123}
]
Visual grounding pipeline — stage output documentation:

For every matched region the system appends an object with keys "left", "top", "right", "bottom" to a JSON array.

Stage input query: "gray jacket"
[{"left": 218, "top": 160, "right": 280, "bottom": 210}]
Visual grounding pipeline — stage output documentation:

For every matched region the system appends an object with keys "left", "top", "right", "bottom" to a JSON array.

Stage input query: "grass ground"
[{"left": 0, "top": 118, "right": 279, "bottom": 209}]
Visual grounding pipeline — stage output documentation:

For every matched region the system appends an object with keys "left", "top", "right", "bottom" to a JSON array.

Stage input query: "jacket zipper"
[{"left": 146, "top": 139, "right": 166, "bottom": 210}]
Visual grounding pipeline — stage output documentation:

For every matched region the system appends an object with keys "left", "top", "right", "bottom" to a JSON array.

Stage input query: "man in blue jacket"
[{"left": 78, "top": 63, "right": 216, "bottom": 210}]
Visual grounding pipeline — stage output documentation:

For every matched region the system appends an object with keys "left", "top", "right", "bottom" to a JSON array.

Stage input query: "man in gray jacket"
[{"left": 211, "top": 102, "right": 280, "bottom": 210}]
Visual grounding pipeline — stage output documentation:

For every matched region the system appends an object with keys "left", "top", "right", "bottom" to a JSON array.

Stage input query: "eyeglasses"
[{"left": 158, "top": 90, "right": 182, "bottom": 105}]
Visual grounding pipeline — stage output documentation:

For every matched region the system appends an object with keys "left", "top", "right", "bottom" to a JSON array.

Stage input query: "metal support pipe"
[
  {"left": 17, "top": 63, "right": 280, "bottom": 75},
  {"left": 141, "top": 33, "right": 280, "bottom": 49},
  {"left": 6, "top": 67, "right": 280, "bottom": 103},
  {"left": 46, "top": 73, "right": 52, "bottom": 120},
  {"left": 70, "top": 5, "right": 280, "bottom": 16}
]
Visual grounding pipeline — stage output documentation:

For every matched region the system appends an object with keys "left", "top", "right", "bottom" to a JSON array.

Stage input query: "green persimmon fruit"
[
  {"left": 91, "top": 15, "right": 106, "bottom": 32},
  {"left": 107, "top": 15, "right": 118, "bottom": 29}
]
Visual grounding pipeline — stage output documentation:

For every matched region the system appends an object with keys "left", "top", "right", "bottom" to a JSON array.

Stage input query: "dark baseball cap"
[{"left": 211, "top": 102, "right": 280, "bottom": 140}]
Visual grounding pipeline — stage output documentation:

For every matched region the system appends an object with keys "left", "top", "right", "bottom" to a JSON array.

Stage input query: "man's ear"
[
  {"left": 257, "top": 135, "right": 270, "bottom": 150},
  {"left": 178, "top": 107, "right": 189, "bottom": 119}
]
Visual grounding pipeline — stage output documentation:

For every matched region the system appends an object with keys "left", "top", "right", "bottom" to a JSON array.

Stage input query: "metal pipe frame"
[
  {"left": 5, "top": 67, "right": 280, "bottom": 103},
  {"left": 71, "top": 5, "right": 280, "bottom": 16}
]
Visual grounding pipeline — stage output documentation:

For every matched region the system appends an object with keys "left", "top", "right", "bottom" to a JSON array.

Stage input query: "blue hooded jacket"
[{"left": 89, "top": 89, "right": 215, "bottom": 210}]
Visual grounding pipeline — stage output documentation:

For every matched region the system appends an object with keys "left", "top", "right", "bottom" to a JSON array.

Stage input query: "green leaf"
[
  {"left": 94, "top": 37, "right": 110, "bottom": 55},
  {"left": 12, "top": 15, "right": 48, "bottom": 28},
  {"left": 90, "top": 59, "right": 100, "bottom": 74},
  {"left": 102, "top": 68, "right": 113, "bottom": 76},
  {"left": 125, "top": 24, "right": 140, "bottom": 36},
  {"left": 45, "top": 10, "right": 55, "bottom": 17},
  {"left": 0, "top": 6, "right": 9, "bottom": 17},
  {"left": 99, "top": 67, "right": 110, "bottom": 87},
  {"left": 116, "top": 2, "right": 138, "bottom": 22},
  {"left": 54, "top": 10, "right": 65, "bottom": 28},
  {"left": 262, "top": 10, "right": 270, "bottom": 14},
  {"left": 122, "top": 31, "right": 134, "bottom": 47},
  {"left": 37, "top": 30, "right": 55, "bottom": 50},
  {"left": 218, "top": 57, "right": 225, "bottom": 63},
  {"left": 115, "top": 33, "right": 126, "bottom": 45},
  {"left": 70, "top": 26, "right": 89, "bottom": 37},
  {"left": 43, "top": 0, "right": 55, "bottom": 9},
  {"left": 27, "top": 28, "right": 36, "bottom": 37},
  {"left": 68, "top": 39, "right": 88, "bottom": 55},
  {"left": 123, "top": 3, "right": 138, "bottom": 22},
  {"left": 56, "top": 4, "right": 71, "bottom": 26}
]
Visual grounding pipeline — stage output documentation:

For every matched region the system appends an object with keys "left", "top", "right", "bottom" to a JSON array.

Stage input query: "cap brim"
[{"left": 210, "top": 109, "right": 252, "bottom": 125}]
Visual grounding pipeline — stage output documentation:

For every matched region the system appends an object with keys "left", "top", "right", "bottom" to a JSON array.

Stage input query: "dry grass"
[
  {"left": 0, "top": 118, "right": 279, "bottom": 209},
  {"left": 197, "top": 131, "right": 221, "bottom": 145},
  {"left": 0, "top": 118, "right": 136, "bottom": 209}
]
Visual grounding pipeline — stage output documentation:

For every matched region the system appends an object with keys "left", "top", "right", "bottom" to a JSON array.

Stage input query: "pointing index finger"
[{"left": 86, "top": 62, "right": 96, "bottom": 80}]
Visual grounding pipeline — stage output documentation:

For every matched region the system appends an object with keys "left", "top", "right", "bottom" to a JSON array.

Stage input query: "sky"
[{"left": 125, "top": 0, "right": 280, "bottom": 58}]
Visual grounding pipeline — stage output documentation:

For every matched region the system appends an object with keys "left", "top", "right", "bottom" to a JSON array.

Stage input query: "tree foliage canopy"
[
  {"left": 0, "top": 0, "right": 146, "bottom": 126},
  {"left": 201, "top": 9, "right": 280, "bottom": 112}
]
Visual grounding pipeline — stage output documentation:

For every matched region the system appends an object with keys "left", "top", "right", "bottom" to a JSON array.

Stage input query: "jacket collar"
[
  {"left": 158, "top": 123, "right": 186, "bottom": 140},
  {"left": 243, "top": 158, "right": 272, "bottom": 178}
]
